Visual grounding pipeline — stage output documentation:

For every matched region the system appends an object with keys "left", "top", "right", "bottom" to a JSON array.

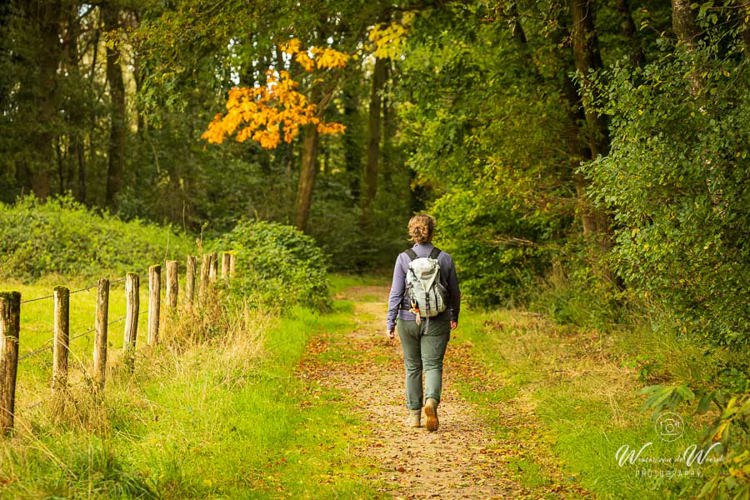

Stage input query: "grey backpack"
[{"left": 405, "top": 247, "right": 448, "bottom": 324}]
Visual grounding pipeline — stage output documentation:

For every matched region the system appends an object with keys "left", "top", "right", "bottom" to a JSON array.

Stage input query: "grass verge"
[
  {"left": 0, "top": 294, "right": 378, "bottom": 498},
  {"left": 452, "top": 310, "right": 714, "bottom": 499}
]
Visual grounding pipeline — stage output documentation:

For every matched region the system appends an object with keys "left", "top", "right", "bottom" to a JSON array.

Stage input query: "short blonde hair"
[{"left": 408, "top": 214, "right": 435, "bottom": 244}]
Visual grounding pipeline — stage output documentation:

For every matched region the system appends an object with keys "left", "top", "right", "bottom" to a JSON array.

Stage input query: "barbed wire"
[
  {"left": 20, "top": 276, "right": 128, "bottom": 305},
  {"left": 17, "top": 339, "right": 54, "bottom": 362},
  {"left": 18, "top": 314, "right": 131, "bottom": 362},
  {"left": 8, "top": 262, "right": 219, "bottom": 416},
  {"left": 20, "top": 400, "right": 44, "bottom": 412},
  {"left": 18, "top": 312, "right": 147, "bottom": 411}
]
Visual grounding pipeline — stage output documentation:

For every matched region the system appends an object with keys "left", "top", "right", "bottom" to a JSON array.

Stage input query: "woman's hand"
[
  {"left": 450, "top": 321, "right": 458, "bottom": 330},
  {"left": 386, "top": 328, "right": 396, "bottom": 339}
]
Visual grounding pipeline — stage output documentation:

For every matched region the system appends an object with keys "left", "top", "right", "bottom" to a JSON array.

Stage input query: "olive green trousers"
[{"left": 397, "top": 318, "right": 451, "bottom": 410}]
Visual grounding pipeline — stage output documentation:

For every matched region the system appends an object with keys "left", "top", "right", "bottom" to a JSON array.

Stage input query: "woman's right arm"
[{"left": 386, "top": 254, "right": 405, "bottom": 336}]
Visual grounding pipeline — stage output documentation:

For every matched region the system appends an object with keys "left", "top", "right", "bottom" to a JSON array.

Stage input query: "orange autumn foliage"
[{"left": 202, "top": 39, "right": 349, "bottom": 149}]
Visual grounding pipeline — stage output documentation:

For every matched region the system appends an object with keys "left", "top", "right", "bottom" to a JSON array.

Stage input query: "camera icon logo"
[{"left": 655, "top": 411, "right": 685, "bottom": 442}]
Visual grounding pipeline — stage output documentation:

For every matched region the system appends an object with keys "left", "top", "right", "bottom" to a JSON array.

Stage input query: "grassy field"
[
  {"left": 0, "top": 276, "right": 381, "bottom": 498},
  {"left": 2, "top": 278, "right": 148, "bottom": 415}
]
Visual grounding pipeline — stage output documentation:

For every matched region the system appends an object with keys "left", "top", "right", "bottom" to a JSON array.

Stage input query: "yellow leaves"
[
  {"left": 281, "top": 38, "right": 349, "bottom": 71},
  {"left": 316, "top": 122, "right": 346, "bottom": 135},
  {"left": 295, "top": 51, "right": 315, "bottom": 72},
  {"left": 311, "top": 47, "right": 349, "bottom": 70},
  {"left": 368, "top": 11, "right": 415, "bottom": 60},
  {"left": 202, "top": 39, "right": 348, "bottom": 149},
  {"left": 278, "top": 38, "right": 301, "bottom": 55}
]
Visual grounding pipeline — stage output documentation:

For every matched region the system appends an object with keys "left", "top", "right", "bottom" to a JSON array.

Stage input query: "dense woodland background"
[
  {"left": 3, "top": 0, "right": 749, "bottom": 338},
  {"left": 1, "top": 0, "right": 749, "bottom": 495}
]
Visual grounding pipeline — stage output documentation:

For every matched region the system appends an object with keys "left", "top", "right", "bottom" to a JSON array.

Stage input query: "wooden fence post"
[
  {"left": 221, "top": 253, "right": 231, "bottom": 280},
  {"left": 185, "top": 255, "right": 197, "bottom": 307},
  {"left": 148, "top": 265, "right": 161, "bottom": 345},
  {"left": 123, "top": 273, "right": 139, "bottom": 371},
  {"left": 209, "top": 252, "right": 218, "bottom": 283},
  {"left": 0, "top": 292, "right": 20, "bottom": 435},
  {"left": 229, "top": 253, "right": 236, "bottom": 278},
  {"left": 51, "top": 286, "right": 70, "bottom": 393},
  {"left": 199, "top": 254, "right": 211, "bottom": 300},
  {"left": 93, "top": 278, "right": 109, "bottom": 391},
  {"left": 166, "top": 260, "right": 178, "bottom": 310}
]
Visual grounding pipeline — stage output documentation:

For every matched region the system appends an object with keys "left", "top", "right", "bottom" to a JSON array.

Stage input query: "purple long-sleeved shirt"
[{"left": 386, "top": 243, "right": 461, "bottom": 331}]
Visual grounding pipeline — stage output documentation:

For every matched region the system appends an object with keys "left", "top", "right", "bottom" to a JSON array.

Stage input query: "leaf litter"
[{"left": 297, "top": 285, "right": 589, "bottom": 499}]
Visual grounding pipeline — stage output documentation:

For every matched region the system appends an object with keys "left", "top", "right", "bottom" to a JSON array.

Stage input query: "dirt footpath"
[{"left": 298, "top": 285, "right": 529, "bottom": 498}]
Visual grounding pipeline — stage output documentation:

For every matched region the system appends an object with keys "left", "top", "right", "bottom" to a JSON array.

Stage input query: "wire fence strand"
[
  {"left": 20, "top": 293, "right": 55, "bottom": 304},
  {"left": 18, "top": 400, "right": 45, "bottom": 412},
  {"left": 18, "top": 340, "right": 54, "bottom": 361},
  {"left": 18, "top": 314, "right": 130, "bottom": 362},
  {"left": 20, "top": 276, "right": 128, "bottom": 304}
]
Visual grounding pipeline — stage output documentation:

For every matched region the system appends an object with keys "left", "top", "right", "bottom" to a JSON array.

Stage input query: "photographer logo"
[{"left": 655, "top": 411, "right": 685, "bottom": 442}]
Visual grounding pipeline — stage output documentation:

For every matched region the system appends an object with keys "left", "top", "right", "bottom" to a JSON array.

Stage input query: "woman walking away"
[{"left": 386, "top": 214, "right": 460, "bottom": 432}]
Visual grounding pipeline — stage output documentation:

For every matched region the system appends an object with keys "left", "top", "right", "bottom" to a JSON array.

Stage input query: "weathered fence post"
[
  {"left": 166, "top": 260, "right": 178, "bottom": 310},
  {"left": 51, "top": 286, "right": 70, "bottom": 393},
  {"left": 221, "top": 253, "right": 231, "bottom": 280},
  {"left": 148, "top": 265, "right": 161, "bottom": 345},
  {"left": 93, "top": 278, "right": 109, "bottom": 391},
  {"left": 209, "top": 252, "right": 218, "bottom": 283},
  {"left": 199, "top": 254, "right": 211, "bottom": 300},
  {"left": 185, "top": 255, "right": 197, "bottom": 307},
  {"left": 0, "top": 292, "right": 20, "bottom": 435},
  {"left": 229, "top": 253, "right": 236, "bottom": 278},
  {"left": 123, "top": 273, "right": 139, "bottom": 371}
]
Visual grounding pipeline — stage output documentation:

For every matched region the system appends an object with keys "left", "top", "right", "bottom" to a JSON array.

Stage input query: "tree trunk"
[
  {"left": 672, "top": 0, "right": 703, "bottom": 95},
  {"left": 0, "top": 2, "right": 10, "bottom": 111},
  {"left": 63, "top": 1, "right": 86, "bottom": 202},
  {"left": 560, "top": 73, "right": 601, "bottom": 239},
  {"left": 568, "top": 0, "right": 616, "bottom": 257},
  {"left": 20, "top": 0, "right": 63, "bottom": 199},
  {"left": 504, "top": 0, "right": 528, "bottom": 45},
  {"left": 570, "top": 0, "right": 609, "bottom": 159},
  {"left": 360, "top": 57, "right": 387, "bottom": 230},
  {"left": 342, "top": 78, "right": 361, "bottom": 201},
  {"left": 103, "top": 2, "right": 126, "bottom": 210},
  {"left": 35, "top": 0, "right": 62, "bottom": 199},
  {"left": 672, "top": 0, "right": 699, "bottom": 49},
  {"left": 381, "top": 61, "right": 395, "bottom": 190},
  {"left": 295, "top": 124, "right": 319, "bottom": 231},
  {"left": 615, "top": 0, "right": 645, "bottom": 66}
]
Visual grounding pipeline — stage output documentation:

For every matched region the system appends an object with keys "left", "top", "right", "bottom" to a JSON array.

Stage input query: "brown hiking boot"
[
  {"left": 424, "top": 398, "right": 439, "bottom": 431},
  {"left": 408, "top": 409, "right": 421, "bottom": 428}
]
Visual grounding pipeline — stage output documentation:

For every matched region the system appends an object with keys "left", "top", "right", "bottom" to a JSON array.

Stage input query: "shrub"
[
  {"left": 0, "top": 195, "right": 193, "bottom": 281},
  {"left": 431, "top": 189, "right": 556, "bottom": 308},
  {"left": 586, "top": 54, "right": 750, "bottom": 349},
  {"left": 212, "top": 220, "right": 331, "bottom": 311}
]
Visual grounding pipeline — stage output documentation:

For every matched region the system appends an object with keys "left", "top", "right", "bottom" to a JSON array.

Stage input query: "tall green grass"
[{"left": 0, "top": 298, "right": 379, "bottom": 498}]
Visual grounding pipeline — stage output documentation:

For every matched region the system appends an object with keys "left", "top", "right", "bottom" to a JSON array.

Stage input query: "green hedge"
[
  {"left": 0, "top": 196, "right": 193, "bottom": 281},
  {"left": 213, "top": 220, "right": 331, "bottom": 311},
  {"left": 431, "top": 189, "right": 555, "bottom": 308}
]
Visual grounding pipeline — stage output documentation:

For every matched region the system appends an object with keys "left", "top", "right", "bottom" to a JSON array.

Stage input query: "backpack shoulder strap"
[
  {"left": 429, "top": 247, "right": 441, "bottom": 259},
  {"left": 404, "top": 249, "right": 418, "bottom": 261}
]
